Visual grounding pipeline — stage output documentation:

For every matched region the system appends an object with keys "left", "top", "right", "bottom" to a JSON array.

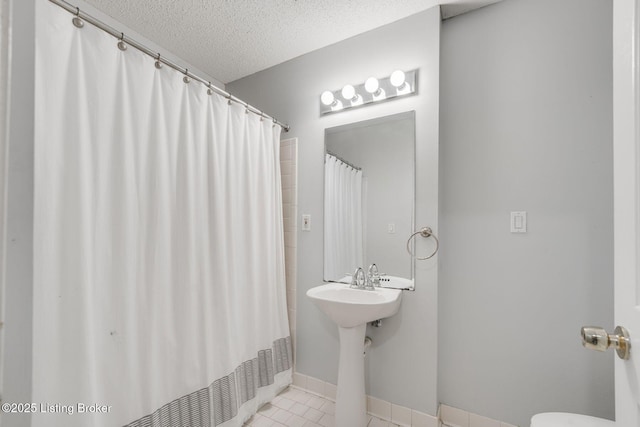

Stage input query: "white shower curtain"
[
  {"left": 323, "top": 154, "right": 364, "bottom": 282},
  {"left": 33, "top": 2, "right": 291, "bottom": 426}
]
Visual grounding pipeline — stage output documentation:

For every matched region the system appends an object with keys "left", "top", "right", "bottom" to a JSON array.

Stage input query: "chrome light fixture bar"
[{"left": 319, "top": 69, "right": 417, "bottom": 115}]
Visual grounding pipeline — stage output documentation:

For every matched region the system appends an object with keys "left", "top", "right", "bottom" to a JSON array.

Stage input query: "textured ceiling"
[{"left": 81, "top": 0, "right": 500, "bottom": 84}]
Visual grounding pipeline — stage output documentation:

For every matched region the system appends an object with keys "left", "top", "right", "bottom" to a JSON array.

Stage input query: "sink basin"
[{"left": 306, "top": 283, "right": 402, "bottom": 328}]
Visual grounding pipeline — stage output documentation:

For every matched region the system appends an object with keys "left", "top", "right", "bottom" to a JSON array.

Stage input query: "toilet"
[{"left": 531, "top": 413, "right": 615, "bottom": 427}]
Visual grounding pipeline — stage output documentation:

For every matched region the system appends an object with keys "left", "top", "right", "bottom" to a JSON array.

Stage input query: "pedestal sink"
[{"left": 306, "top": 283, "right": 402, "bottom": 427}]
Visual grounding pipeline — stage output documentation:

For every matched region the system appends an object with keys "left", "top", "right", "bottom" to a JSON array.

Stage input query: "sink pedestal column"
[{"left": 335, "top": 323, "right": 367, "bottom": 427}]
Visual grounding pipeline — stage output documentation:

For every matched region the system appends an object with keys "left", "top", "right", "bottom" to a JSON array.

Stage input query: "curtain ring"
[
  {"left": 72, "top": 7, "right": 84, "bottom": 28},
  {"left": 226, "top": 96, "right": 232, "bottom": 105},
  {"left": 183, "top": 69, "right": 191, "bottom": 84},
  {"left": 207, "top": 82, "right": 213, "bottom": 96},
  {"left": 117, "top": 33, "right": 127, "bottom": 51},
  {"left": 154, "top": 53, "right": 162, "bottom": 69}
]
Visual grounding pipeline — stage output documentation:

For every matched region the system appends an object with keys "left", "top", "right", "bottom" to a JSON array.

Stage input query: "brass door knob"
[{"left": 581, "top": 325, "right": 630, "bottom": 360}]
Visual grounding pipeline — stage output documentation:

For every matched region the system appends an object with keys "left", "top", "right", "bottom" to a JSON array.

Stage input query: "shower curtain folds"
[{"left": 33, "top": 2, "right": 291, "bottom": 426}]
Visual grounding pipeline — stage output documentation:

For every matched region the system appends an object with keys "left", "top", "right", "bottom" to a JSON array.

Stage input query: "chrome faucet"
[
  {"left": 350, "top": 267, "right": 366, "bottom": 289},
  {"left": 366, "top": 263, "right": 380, "bottom": 290}
]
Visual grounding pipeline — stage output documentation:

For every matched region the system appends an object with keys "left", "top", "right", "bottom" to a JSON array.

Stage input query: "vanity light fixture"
[
  {"left": 364, "top": 76, "right": 385, "bottom": 101},
  {"left": 364, "top": 77, "right": 379, "bottom": 94},
  {"left": 390, "top": 70, "right": 406, "bottom": 88},
  {"left": 319, "top": 69, "right": 417, "bottom": 115},
  {"left": 321, "top": 90, "right": 335, "bottom": 105},
  {"left": 390, "top": 69, "right": 411, "bottom": 95},
  {"left": 341, "top": 84, "right": 363, "bottom": 106},
  {"left": 341, "top": 84, "right": 356, "bottom": 100},
  {"left": 321, "top": 90, "right": 344, "bottom": 111}
]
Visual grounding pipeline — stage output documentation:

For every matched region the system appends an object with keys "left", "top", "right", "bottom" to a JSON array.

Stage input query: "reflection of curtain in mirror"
[{"left": 324, "top": 154, "right": 364, "bottom": 281}]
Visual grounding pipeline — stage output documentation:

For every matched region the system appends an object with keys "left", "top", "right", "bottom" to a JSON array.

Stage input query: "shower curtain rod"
[
  {"left": 326, "top": 151, "right": 361, "bottom": 171},
  {"left": 48, "top": 0, "right": 291, "bottom": 133}
]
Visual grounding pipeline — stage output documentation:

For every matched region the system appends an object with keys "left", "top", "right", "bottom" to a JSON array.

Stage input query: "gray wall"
[
  {"left": 438, "top": 1, "right": 614, "bottom": 426},
  {"left": 3, "top": 0, "right": 35, "bottom": 426},
  {"left": 228, "top": 8, "right": 441, "bottom": 414}
]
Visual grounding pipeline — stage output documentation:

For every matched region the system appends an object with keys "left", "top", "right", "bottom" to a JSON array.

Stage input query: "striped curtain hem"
[{"left": 124, "top": 336, "right": 292, "bottom": 427}]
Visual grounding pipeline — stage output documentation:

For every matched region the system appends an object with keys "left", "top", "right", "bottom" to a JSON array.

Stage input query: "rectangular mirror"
[{"left": 323, "top": 111, "right": 415, "bottom": 283}]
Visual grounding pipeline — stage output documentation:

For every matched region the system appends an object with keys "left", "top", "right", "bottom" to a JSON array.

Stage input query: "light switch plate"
[
  {"left": 302, "top": 214, "right": 311, "bottom": 231},
  {"left": 511, "top": 211, "right": 527, "bottom": 233}
]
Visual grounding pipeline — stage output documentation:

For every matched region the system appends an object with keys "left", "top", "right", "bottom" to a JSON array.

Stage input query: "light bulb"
[
  {"left": 341, "top": 84, "right": 356, "bottom": 100},
  {"left": 321, "top": 90, "right": 335, "bottom": 106},
  {"left": 390, "top": 70, "right": 406, "bottom": 88},
  {"left": 364, "top": 77, "right": 379, "bottom": 94}
]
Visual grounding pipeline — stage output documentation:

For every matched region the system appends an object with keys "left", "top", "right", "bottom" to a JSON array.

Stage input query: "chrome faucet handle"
[
  {"left": 351, "top": 267, "right": 366, "bottom": 289},
  {"left": 365, "top": 264, "right": 380, "bottom": 290},
  {"left": 368, "top": 263, "right": 379, "bottom": 276}
]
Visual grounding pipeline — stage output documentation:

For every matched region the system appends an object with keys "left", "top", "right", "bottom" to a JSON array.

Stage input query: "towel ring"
[{"left": 406, "top": 227, "right": 439, "bottom": 260}]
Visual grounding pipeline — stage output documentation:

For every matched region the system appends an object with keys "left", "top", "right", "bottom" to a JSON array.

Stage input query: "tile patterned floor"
[{"left": 243, "top": 386, "right": 401, "bottom": 427}]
